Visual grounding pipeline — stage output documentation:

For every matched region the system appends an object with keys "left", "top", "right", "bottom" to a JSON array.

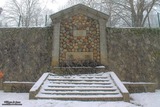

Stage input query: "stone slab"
[
  {"left": 66, "top": 52, "right": 93, "bottom": 61},
  {"left": 73, "top": 30, "right": 86, "bottom": 37}
]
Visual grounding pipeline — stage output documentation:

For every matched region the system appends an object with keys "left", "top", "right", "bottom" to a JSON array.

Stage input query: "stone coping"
[
  {"left": 123, "top": 81, "right": 157, "bottom": 93},
  {"left": 109, "top": 72, "right": 129, "bottom": 102},
  {"left": 29, "top": 73, "right": 50, "bottom": 99},
  {"left": 123, "top": 82, "right": 156, "bottom": 85},
  {"left": 4, "top": 81, "right": 35, "bottom": 84},
  {"left": 53, "top": 67, "right": 106, "bottom": 69}
]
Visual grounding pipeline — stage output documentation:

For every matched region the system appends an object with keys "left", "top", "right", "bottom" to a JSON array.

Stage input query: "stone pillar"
[
  {"left": 52, "top": 23, "right": 60, "bottom": 67},
  {"left": 99, "top": 19, "right": 108, "bottom": 66},
  {"left": 0, "top": 79, "right": 3, "bottom": 90}
]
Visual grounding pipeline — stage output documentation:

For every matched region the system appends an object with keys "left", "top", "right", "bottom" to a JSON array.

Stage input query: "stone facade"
[
  {"left": 50, "top": 4, "right": 109, "bottom": 67},
  {"left": 59, "top": 14, "right": 100, "bottom": 66}
]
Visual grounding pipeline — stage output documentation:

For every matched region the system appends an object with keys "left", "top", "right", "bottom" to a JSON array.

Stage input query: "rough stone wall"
[
  {"left": 0, "top": 26, "right": 160, "bottom": 88},
  {"left": 107, "top": 28, "right": 160, "bottom": 87},
  {"left": 59, "top": 14, "right": 100, "bottom": 66},
  {"left": 0, "top": 27, "right": 52, "bottom": 81}
]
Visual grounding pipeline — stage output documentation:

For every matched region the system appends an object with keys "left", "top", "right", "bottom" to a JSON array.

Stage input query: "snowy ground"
[{"left": 0, "top": 90, "right": 160, "bottom": 107}]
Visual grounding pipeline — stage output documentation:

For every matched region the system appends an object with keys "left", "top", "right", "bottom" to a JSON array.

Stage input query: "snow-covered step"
[
  {"left": 47, "top": 78, "right": 110, "bottom": 81},
  {"left": 49, "top": 75, "right": 109, "bottom": 78},
  {"left": 48, "top": 76, "right": 108, "bottom": 79},
  {"left": 47, "top": 85, "right": 114, "bottom": 88},
  {"left": 48, "top": 81, "right": 112, "bottom": 85},
  {"left": 46, "top": 84, "right": 114, "bottom": 87},
  {"left": 46, "top": 83, "right": 115, "bottom": 87},
  {"left": 44, "top": 87, "right": 117, "bottom": 91},
  {"left": 40, "top": 90, "right": 120, "bottom": 95},
  {"left": 37, "top": 93, "right": 122, "bottom": 97},
  {"left": 36, "top": 94, "right": 123, "bottom": 101}
]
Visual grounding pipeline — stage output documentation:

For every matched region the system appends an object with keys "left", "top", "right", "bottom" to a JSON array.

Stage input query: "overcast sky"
[
  {"left": 0, "top": 0, "right": 68, "bottom": 11},
  {"left": 0, "top": 0, "right": 5, "bottom": 7}
]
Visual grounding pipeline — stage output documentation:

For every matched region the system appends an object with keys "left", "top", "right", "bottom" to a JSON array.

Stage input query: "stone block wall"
[
  {"left": 59, "top": 14, "right": 100, "bottom": 66},
  {"left": 107, "top": 28, "right": 160, "bottom": 87},
  {"left": 0, "top": 27, "right": 52, "bottom": 81}
]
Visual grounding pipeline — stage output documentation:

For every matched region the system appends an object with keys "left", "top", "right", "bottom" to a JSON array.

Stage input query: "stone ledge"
[
  {"left": 52, "top": 67, "right": 108, "bottom": 75},
  {"left": 3, "top": 81, "right": 35, "bottom": 92},
  {"left": 123, "top": 82, "right": 157, "bottom": 93}
]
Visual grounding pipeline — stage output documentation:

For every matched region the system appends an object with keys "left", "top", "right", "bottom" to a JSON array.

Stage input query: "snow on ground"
[
  {"left": 130, "top": 90, "right": 160, "bottom": 107},
  {"left": 0, "top": 90, "right": 160, "bottom": 107}
]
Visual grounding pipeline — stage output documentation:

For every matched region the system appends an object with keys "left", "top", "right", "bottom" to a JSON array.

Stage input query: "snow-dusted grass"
[{"left": 0, "top": 90, "right": 160, "bottom": 107}]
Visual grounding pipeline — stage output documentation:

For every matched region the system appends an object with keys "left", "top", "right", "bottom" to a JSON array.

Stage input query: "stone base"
[{"left": 52, "top": 67, "right": 109, "bottom": 75}]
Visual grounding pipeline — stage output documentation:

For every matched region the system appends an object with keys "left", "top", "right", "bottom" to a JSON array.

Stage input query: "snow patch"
[
  {"left": 0, "top": 90, "right": 160, "bottom": 107},
  {"left": 131, "top": 90, "right": 160, "bottom": 107},
  {"left": 95, "top": 66, "right": 105, "bottom": 68}
]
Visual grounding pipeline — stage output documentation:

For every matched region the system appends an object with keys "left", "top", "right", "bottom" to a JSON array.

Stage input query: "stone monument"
[{"left": 50, "top": 4, "right": 109, "bottom": 67}]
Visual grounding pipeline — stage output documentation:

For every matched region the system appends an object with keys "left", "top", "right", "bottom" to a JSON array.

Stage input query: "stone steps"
[{"left": 30, "top": 72, "right": 130, "bottom": 102}]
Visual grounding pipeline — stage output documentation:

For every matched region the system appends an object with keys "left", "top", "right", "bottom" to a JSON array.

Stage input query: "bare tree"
[
  {"left": 66, "top": 0, "right": 160, "bottom": 27},
  {"left": 66, "top": 0, "right": 98, "bottom": 8},
  {"left": 110, "top": 0, "right": 160, "bottom": 27},
  {"left": 4, "top": 0, "right": 44, "bottom": 27},
  {"left": 66, "top": 0, "right": 127, "bottom": 27}
]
